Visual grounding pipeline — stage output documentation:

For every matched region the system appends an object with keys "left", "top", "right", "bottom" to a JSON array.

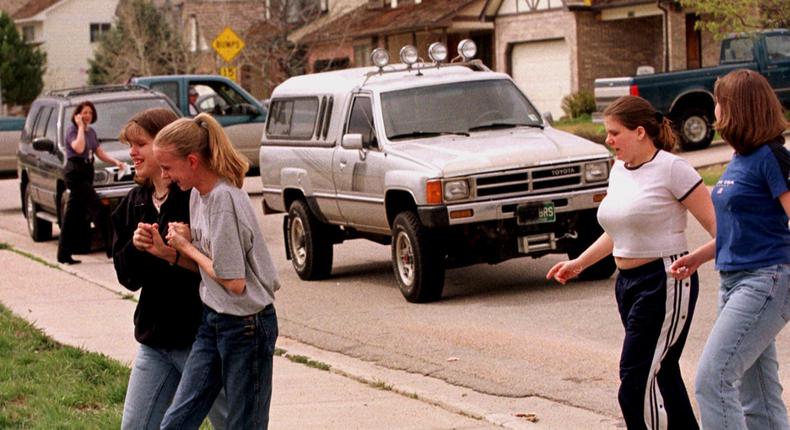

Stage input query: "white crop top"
[{"left": 597, "top": 150, "right": 702, "bottom": 258}]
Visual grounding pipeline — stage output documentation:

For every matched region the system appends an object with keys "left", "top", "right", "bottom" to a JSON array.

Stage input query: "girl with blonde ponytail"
[
  {"left": 153, "top": 113, "right": 279, "bottom": 429},
  {"left": 547, "top": 95, "right": 715, "bottom": 429}
]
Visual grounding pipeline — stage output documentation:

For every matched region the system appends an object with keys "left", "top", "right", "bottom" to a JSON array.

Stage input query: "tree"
[
  {"left": 89, "top": 0, "right": 196, "bottom": 84},
  {"left": 0, "top": 11, "right": 45, "bottom": 107},
  {"left": 681, "top": 0, "right": 790, "bottom": 38}
]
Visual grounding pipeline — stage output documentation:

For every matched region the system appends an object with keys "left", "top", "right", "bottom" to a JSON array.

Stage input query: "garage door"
[{"left": 511, "top": 39, "right": 571, "bottom": 120}]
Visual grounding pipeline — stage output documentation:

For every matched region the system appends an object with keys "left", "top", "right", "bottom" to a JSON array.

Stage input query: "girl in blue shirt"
[{"left": 671, "top": 69, "right": 790, "bottom": 430}]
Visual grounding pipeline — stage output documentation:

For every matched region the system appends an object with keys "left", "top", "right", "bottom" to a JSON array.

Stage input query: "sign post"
[{"left": 212, "top": 27, "right": 244, "bottom": 82}]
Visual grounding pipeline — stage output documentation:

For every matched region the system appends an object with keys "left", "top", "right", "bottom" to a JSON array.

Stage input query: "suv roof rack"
[{"left": 47, "top": 84, "right": 149, "bottom": 98}]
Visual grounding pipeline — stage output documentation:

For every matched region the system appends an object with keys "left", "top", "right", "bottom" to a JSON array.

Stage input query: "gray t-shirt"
[{"left": 190, "top": 179, "right": 278, "bottom": 315}]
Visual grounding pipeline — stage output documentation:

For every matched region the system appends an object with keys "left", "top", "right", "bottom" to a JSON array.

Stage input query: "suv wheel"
[
  {"left": 677, "top": 108, "right": 714, "bottom": 151},
  {"left": 567, "top": 215, "right": 616, "bottom": 281},
  {"left": 25, "top": 183, "right": 52, "bottom": 242},
  {"left": 391, "top": 211, "right": 444, "bottom": 303},
  {"left": 287, "top": 200, "right": 333, "bottom": 280}
]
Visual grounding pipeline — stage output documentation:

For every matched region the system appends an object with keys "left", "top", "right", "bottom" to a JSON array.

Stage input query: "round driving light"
[
  {"left": 428, "top": 42, "right": 448, "bottom": 62},
  {"left": 370, "top": 48, "right": 390, "bottom": 68},
  {"left": 399, "top": 45, "right": 419, "bottom": 65},
  {"left": 457, "top": 39, "right": 477, "bottom": 60}
]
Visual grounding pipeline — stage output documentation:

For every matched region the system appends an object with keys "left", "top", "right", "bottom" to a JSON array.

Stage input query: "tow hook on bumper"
[{"left": 517, "top": 230, "right": 578, "bottom": 254}]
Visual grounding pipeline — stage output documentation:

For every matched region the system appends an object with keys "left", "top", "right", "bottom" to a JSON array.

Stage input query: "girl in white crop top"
[{"left": 547, "top": 96, "right": 715, "bottom": 430}]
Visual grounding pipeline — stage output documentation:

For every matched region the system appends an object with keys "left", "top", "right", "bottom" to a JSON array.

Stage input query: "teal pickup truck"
[
  {"left": 0, "top": 116, "right": 25, "bottom": 174},
  {"left": 132, "top": 75, "right": 267, "bottom": 171},
  {"left": 594, "top": 29, "right": 790, "bottom": 151}
]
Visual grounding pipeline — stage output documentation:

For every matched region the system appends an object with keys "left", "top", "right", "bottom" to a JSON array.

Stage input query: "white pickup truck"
[{"left": 260, "top": 42, "right": 615, "bottom": 302}]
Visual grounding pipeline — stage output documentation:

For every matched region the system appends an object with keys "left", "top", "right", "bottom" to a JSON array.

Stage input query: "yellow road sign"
[
  {"left": 212, "top": 27, "right": 245, "bottom": 63},
  {"left": 219, "top": 66, "right": 238, "bottom": 81}
]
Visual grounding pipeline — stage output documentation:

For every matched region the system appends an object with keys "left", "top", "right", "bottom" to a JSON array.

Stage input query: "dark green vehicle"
[
  {"left": 17, "top": 85, "right": 179, "bottom": 242},
  {"left": 595, "top": 29, "right": 790, "bottom": 151}
]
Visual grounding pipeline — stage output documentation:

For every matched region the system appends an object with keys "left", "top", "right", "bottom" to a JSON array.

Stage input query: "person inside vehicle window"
[
  {"left": 188, "top": 87, "right": 199, "bottom": 116},
  {"left": 57, "top": 101, "right": 125, "bottom": 265}
]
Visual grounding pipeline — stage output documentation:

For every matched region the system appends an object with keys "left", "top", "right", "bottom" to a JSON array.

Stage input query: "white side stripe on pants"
[{"left": 643, "top": 255, "right": 692, "bottom": 430}]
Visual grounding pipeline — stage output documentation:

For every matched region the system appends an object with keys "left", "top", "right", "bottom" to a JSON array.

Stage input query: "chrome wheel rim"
[
  {"left": 26, "top": 192, "right": 35, "bottom": 234},
  {"left": 290, "top": 217, "right": 307, "bottom": 267},
  {"left": 395, "top": 232, "right": 415, "bottom": 286},
  {"left": 683, "top": 115, "right": 707, "bottom": 143}
]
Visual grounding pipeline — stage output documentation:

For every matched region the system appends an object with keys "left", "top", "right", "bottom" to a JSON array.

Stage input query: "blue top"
[
  {"left": 64, "top": 124, "right": 99, "bottom": 161},
  {"left": 713, "top": 136, "right": 790, "bottom": 271}
]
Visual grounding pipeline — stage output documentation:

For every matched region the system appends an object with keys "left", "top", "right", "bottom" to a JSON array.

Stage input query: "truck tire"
[
  {"left": 391, "top": 211, "right": 444, "bottom": 303},
  {"left": 287, "top": 200, "right": 333, "bottom": 280},
  {"left": 677, "top": 108, "right": 714, "bottom": 151},
  {"left": 566, "top": 216, "right": 616, "bottom": 281},
  {"left": 25, "top": 183, "right": 52, "bottom": 242}
]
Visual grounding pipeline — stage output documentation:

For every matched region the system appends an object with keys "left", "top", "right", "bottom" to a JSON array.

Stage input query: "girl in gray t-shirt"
[{"left": 153, "top": 113, "right": 279, "bottom": 429}]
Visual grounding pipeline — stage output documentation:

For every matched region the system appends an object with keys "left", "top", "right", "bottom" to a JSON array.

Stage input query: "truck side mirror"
[
  {"left": 32, "top": 137, "right": 55, "bottom": 153},
  {"left": 342, "top": 133, "right": 364, "bottom": 150},
  {"left": 542, "top": 112, "right": 554, "bottom": 125}
]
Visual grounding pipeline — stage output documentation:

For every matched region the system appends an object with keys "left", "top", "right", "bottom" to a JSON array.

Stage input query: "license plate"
[{"left": 516, "top": 201, "right": 556, "bottom": 225}]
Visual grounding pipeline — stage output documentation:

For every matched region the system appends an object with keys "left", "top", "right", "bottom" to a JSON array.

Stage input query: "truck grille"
[{"left": 475, "top": 164, "right": 583, "bottom": 199}]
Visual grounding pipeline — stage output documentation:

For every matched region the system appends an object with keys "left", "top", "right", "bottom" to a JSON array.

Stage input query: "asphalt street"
[{"left": 0, "top": 138, "right": 789, "bottom": 422}]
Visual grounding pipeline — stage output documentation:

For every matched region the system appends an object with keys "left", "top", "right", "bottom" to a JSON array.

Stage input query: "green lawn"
[
  {"left": 698, "top": 163, "right": 727, "bottom": 186},
  {"left": 0, "top": 304, "right": 128, "bottom": 429}
]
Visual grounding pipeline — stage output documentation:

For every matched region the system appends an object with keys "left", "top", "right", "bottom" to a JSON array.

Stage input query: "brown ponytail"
[
  {"left": 154, "top": 113, "right": 249, "bottom": 188},
  {"left": 604, "top": 95, "right": 676, "bottom": 151}
]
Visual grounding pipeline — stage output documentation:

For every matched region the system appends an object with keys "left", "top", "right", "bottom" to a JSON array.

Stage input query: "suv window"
[
  {"left": 45, "top": 109, "right": 59, "bottom": 142},
  {"left": 88, "top": 98, "right": 173, "bottom": 141},
  {"left": 346, "top": 96, "right": 375, "bottom": 147},
  {"left": 33, "top": 107, "right": 52, "bottom": 139},
  {"left": 266, "top": 98, "right": 318, "bottom": 139}
]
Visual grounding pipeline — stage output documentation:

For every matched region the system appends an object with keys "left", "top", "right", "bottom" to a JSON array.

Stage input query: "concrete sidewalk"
[{"left": 0, "top": 228, "right": 621, "bottom": 429}]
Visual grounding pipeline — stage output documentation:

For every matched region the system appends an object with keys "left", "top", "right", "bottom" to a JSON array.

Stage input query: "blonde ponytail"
[{"left": 154, "top": 113, "right": 249, "bottom": 188}]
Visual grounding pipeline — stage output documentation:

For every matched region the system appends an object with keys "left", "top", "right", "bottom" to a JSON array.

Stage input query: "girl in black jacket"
[{"left": 111, "top": 108, "right": 226, "bottom": 429}]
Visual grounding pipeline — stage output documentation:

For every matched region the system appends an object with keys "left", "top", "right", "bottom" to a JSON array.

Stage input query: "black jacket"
[{"left": 112, "top": 185, "right": 203, "bottom": 349}]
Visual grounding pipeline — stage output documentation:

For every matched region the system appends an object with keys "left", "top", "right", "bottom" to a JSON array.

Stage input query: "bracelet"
[{"left": 171, "top": 250, "right": 180, "bottom": 266}]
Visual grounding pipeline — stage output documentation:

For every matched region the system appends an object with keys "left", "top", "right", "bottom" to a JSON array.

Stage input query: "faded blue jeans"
[
  {"left": 160, "top": 304, "right": 278, "bottom": 429},
  {"left": 696, "top": 264, "right": 790, "bottom": 430},
  {"left": 121, "top": 344, "right": 227, "bottom": 430}
]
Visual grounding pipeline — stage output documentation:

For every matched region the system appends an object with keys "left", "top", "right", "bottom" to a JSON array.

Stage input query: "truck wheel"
[
  {"left": 566, "top": 217, "right": 615, "bottom": 281},
  {"left": 25, "top": 183, "right": 52, "bottom": 242},
  {"left": 288, "top": 200, "right": 333, "bottom": 280},
  {"left": 391, "top": 211, "right": 444, "bottom": 303},
  {"left": 677, "top": 108, "right": 714, "bottom": 151}
]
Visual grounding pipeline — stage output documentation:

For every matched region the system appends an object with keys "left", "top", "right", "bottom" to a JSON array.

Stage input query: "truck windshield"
[{"left": 381, "top": 79, "right": 543, "bottom": 141}]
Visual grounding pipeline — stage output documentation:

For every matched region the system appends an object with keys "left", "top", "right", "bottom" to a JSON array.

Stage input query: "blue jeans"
[
  {"left": 160, "top": 304, "right": 278, "bottom": 429},
  {"left": 121, "top": 344, "right": 227, "bottom": 430},
  {"left": 696, "top": 264, "right": 790, "bottom": 430}
]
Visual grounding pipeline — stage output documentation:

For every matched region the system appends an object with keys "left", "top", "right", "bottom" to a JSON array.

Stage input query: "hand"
[
  {"left": 546, "top": 259, "right": 583, "bottom": 285},
  {"left": 132, "top": 222, "right": 154, "bottom": 251},
  {"left": 74, "top": 114, "right": 84, "bottom": 128},
  {"left": 146, "top": 223, "right": 171, "bottom": 259},
  {"left": 669, "top": 254, "right": 700, "bottom": 280},
  {"left": 168, "top": 222, "right": 192, "bottom": 243},
  {"left": 166, "top": 222, "right": 190, "bottom": 251}
]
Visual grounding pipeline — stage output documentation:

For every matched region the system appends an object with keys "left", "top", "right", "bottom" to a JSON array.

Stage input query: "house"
[
  {"left": 0, "top": 0, "right": 26, "bottom": 15},
  {"left": 13, "top": 0, "right": 119, "bottom": 90},
  {"left": 295, "top": 0, "right": 495, "bottom": 74},
  {"left": 485, "top": 0, "right": 721, "bottom": 118}
]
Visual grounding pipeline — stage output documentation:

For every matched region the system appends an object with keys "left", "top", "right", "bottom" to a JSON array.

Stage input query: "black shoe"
[{"left": 58, "top": 257, "right": 81, "bottom": 265}]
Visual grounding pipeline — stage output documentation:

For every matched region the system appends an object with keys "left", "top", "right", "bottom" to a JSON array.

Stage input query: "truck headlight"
[
  {"left": 584, "top": 161, "right": 609, "bottom": 182},
  {"left": 94, "top": 170, "right": 110, "bottom": 185},
  {"left": 444, "top": 179, "right": 470, "bottom": 201}
]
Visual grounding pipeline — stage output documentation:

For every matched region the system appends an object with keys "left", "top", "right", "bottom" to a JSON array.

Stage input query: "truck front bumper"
[{"left": 418, "top": 187, "right": 607, "bottom": 228}]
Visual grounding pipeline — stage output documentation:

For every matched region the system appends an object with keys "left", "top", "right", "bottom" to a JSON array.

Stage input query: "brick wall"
[
  {"left": 667, "top": 9, "right": 686, "bottom": 70},
  {"left": 575, "top": 12, "right": 662, "bottom": 92}
]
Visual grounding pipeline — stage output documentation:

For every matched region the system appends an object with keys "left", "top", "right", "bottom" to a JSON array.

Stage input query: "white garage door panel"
[{"left": 511, "top": 39, "right": 571, "bottom": 120}]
